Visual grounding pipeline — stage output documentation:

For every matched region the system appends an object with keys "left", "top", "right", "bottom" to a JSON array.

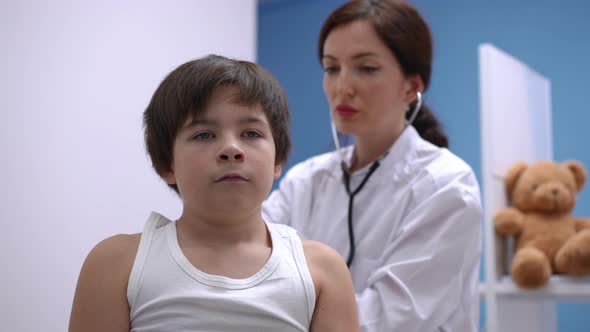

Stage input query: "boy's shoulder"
[
  {"left": 69, "top": 233, "right": 142, "bottom": 331},
  {"left": 301, "top": 240, "right": 345, "bottom": 270},
  {"left": 81, "top": 212, "right": 171, "bottom": 279},
  {"left": 89, "top": 233, "right": 141, "bottom": 263},
  {"left": 81, "top": 233, "right": 141, "bottom": 281},
  {"left": 301, "top": 240, "right": 349, "bottom": 293},
  {"left": 301, "top": 240, "right": 360, "bottom": 331}
]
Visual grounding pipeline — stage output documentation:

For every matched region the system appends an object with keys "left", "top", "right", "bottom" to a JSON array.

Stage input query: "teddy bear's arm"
[
  {"left": 494, "top": 207, "right": 525, "bottom": 236},
  {"left": 574, "top": 218, "right": 590, "bottom": 232}
]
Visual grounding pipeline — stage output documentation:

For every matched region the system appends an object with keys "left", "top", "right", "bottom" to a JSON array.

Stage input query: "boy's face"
[{"left": 164, "top": 86, "right": 282, "bottom": 217}]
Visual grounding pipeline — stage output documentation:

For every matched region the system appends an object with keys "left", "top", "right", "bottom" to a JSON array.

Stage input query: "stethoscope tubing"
[{"left": 331, "top": 92, "right": 422, "bottom": 267}]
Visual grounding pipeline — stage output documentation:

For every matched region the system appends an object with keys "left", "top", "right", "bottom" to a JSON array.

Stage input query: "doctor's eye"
[
  {"left": 242, "top": 130, "right": 262, "bottom": 138},
  {"left": 359, "top": 65, "right": 379, "bottom": 74},
  {"left": 323, "top": 66, "right": 339, "bottom": 75},
  {"left": 193, "top": 131, "right": 215, "bottom": 140}
]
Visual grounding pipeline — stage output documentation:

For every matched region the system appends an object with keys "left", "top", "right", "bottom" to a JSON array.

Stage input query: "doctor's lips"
[
  {"left": 214, "top": 173, "right": 248, "bottom": 182},
  {"left": 335, "top": 104, "right": 359, "bottom": 117}
]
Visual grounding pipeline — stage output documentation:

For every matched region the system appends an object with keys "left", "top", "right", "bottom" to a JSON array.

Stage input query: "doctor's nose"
[
  {"left": 217, "top": 143, "right": 244, "bottom": 162},
  {"left": 335, "top": 71, "right": 355, "bottom": 97}
]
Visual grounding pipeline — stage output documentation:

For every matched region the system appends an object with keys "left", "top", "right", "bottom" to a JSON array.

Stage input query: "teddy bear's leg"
[
  {"left": 555, "top": 229, "right": 590, "bottom": 276},
  {"left": 511, "top": 247, "right": 552, "bottom": 289}
]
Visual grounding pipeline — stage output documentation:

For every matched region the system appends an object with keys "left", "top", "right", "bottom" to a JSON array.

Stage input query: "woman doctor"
[{"left": 263, "top": 1, "right": 483, "bottom": 331}]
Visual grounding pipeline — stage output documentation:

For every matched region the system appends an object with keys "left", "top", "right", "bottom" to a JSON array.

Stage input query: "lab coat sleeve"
[{"left": 357, "top": 173, "right": 483, "bottom": 331}]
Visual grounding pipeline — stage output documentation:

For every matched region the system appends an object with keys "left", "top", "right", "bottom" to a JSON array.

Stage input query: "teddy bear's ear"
[
  {"left": 563, "top": 160, "right": 587, "bottom": 192},
  {"left": 505, "top": 161, "right": 528, "bottom": 195}
]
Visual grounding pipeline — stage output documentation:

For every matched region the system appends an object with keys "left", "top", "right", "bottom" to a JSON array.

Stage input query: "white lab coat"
[{"left": 263, "top": 126, "right": 483, "bottom": 332}]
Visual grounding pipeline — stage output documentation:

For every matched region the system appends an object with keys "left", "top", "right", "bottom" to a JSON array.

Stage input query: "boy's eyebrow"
[
  {"left": 182, "top": 118, "right": 215, "bottom": 130},
  {"left": 182, "top": 116, "right": 268, "bottom": 130},
  {"left": 239, "top": 116, "right": 268, "bottom": 125}
]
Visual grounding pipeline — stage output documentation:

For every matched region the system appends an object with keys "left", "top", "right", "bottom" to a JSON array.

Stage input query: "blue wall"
[
  {"left": 258, "top": 0, "right": 339, "bottom": 170},
  {"left": 258, "top": 0, "right": 590, "bottom": 331}
]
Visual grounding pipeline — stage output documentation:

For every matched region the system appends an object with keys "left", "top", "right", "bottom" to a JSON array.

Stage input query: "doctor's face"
[{"left": 322, "top": 20, "right": 417, "bottom": 140}]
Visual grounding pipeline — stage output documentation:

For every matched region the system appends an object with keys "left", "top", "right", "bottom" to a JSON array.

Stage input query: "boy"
[{"left": 68, "top": 55, "right": 359, "bottom": 331}]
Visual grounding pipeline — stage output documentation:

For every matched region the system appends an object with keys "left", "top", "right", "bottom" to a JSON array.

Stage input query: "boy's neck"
[{"left": 176, "top": 207, "right": 268, "bottom": 247}]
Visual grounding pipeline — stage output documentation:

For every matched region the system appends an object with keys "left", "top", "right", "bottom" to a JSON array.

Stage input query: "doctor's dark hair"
[
  {"left": 318, "top": 0, "right": 449, "bottom": 148},
  {"left": 143, "top": 55, "right": 291, "bottom": 193}
]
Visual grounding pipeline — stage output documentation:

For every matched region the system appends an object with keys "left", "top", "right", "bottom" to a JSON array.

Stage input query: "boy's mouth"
[{"left": 214, "top": 173, "right": 248, "bottom": 182}]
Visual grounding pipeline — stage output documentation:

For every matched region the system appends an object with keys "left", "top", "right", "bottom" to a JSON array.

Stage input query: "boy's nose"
[{"left": 217, "top": 144, "right": 244, "bottom": 162}]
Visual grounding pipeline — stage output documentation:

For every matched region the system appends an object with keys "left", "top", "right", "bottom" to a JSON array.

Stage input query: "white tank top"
[{"left": 127, "top": 212, "right": 316, "bottom": 332}]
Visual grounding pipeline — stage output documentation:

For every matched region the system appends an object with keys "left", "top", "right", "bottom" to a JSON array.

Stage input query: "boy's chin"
[{"left": 205, "top": 196, "right": 264, "bottom": 214}]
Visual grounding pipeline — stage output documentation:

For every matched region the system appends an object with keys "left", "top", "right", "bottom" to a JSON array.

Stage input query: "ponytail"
[{"left": 408, "top": 102, "right": 449, "bottom": 148}]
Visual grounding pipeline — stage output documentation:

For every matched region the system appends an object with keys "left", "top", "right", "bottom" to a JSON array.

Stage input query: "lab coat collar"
[{"left": 345, "top": 125, "right": 419, "bottom": 184}]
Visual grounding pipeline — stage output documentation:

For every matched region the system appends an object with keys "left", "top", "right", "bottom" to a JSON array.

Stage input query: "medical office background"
[
  {"left": 1, "top": 0, "right": 589, "bottom": 331},
  {"left": 258, "top": 0, "right": 590, "bottom": 331}
]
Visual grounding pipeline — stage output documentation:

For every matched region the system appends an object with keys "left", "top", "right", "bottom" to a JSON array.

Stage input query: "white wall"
[{"left": 0, "top": 1, "right": 257, "bottom": 330}]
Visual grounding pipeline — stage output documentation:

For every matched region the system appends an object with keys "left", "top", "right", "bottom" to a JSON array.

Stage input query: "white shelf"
[
  {"left": 480, "top": 277, "right": 590, "bottom": 302},
  {"left": 495, "top": 276, "right": 590, "bottom": 301}
]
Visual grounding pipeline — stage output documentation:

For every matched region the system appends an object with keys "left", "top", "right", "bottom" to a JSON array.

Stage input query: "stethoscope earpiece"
[{"left": 406, "top": 91, "right": 422, "bottom": 126}]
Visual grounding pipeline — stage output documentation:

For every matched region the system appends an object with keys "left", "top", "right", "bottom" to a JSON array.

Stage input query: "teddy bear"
[{"left": 493, "top": 160, "right": 590, "bottom": 289}]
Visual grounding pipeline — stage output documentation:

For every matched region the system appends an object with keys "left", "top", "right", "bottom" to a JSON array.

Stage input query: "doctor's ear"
[{"left": 404, "top": 74, "right": 425, "bottom": 103}]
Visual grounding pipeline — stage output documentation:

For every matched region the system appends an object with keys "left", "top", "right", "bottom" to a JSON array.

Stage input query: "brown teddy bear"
[{"left": 494, "top": 160, "right": 590, "bottom": 289}]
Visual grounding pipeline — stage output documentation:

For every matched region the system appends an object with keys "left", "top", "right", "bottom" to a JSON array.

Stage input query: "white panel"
[
  {"left": 481, "top": 44, "right": 552, "bottom": 175},
  {"left": 480, "top": 43, "right": 553, "bottom": 279},
  {"left": 0, "top": 1, "right": 257, "bottom": 331},
  {"left": 479, "top": 43, "right": 555, "bottom": 332}
]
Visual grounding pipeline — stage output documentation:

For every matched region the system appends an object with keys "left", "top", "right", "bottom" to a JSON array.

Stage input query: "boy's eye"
[
  {"left": 243, "top": 130, "right": 262, "bottom": 138},
  {"left": 193, "top": 131, "right": 214, "bottom": 140}
]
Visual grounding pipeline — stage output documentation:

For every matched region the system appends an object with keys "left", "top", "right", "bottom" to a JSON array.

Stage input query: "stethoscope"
[{"left": 331, "top": 92, "right": 422, "bottom": 267}]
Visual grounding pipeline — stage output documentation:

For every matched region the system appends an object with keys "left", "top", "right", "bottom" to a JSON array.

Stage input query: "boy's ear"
[
  {"left": 273, "top": 163, "right": 283, "bottom": 180},
  {"left": 162, "top": 168, "right": 177, "bottom": 185}
]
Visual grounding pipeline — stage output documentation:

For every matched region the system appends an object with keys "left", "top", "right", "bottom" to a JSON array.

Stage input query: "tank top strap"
[
  {"left": 127, "top": 212, "right": 172, "bottom": 306},
  {"left": 267, "top": 222, "right": 316, "bottom": 324}
]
